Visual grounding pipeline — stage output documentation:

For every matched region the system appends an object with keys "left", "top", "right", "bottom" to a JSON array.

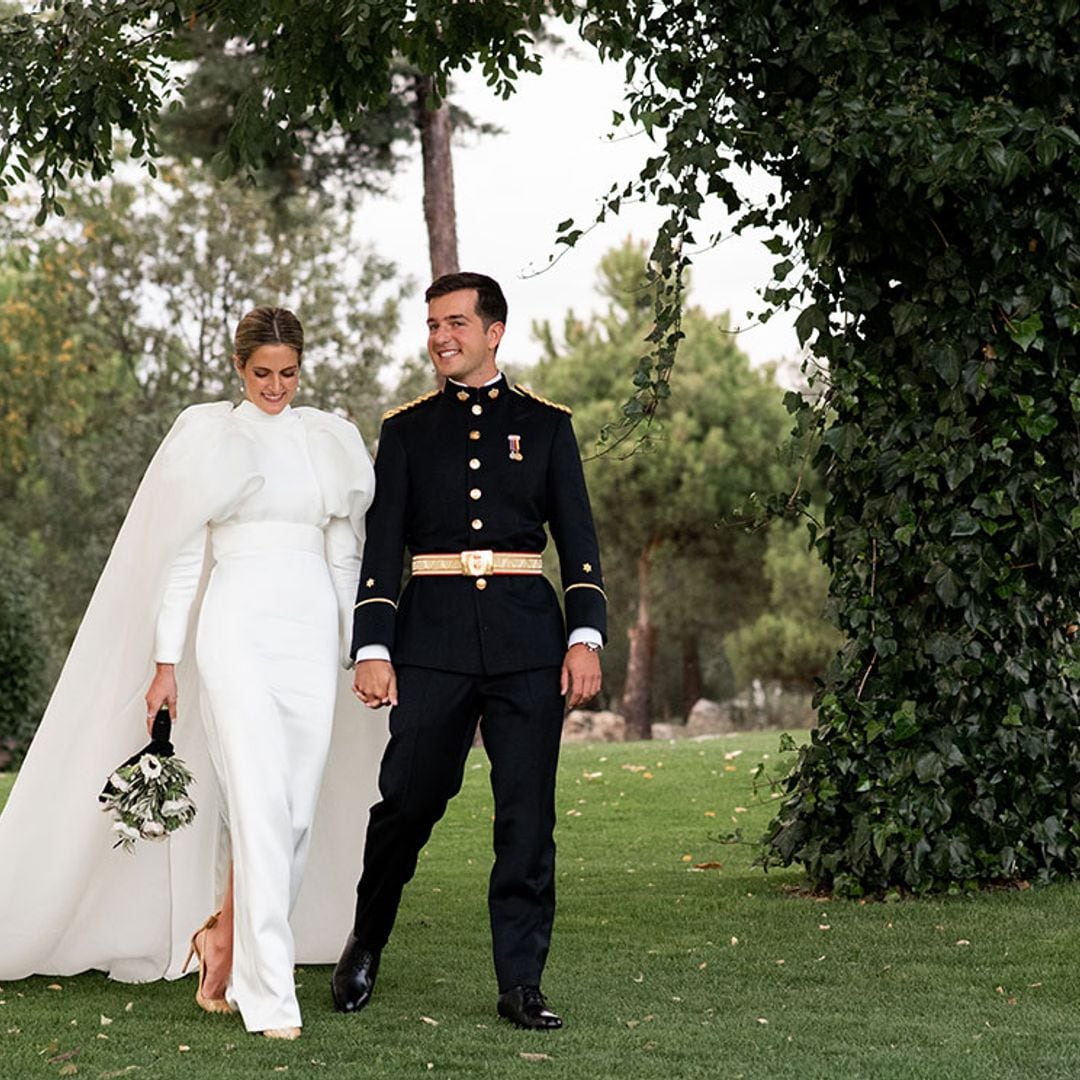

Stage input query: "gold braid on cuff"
[{"left": 564, "top": 582, "right": 607, "bottom": 600}]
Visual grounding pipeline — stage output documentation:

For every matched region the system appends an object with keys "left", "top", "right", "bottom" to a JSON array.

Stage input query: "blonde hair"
[{"left": 234, "top": 306, "right": 304, "bottom": 366}]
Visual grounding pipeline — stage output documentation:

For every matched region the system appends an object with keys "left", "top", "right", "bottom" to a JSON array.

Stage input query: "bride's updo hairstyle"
[{"left": 234, "top": 306, "right": 304, "bottom": 367}]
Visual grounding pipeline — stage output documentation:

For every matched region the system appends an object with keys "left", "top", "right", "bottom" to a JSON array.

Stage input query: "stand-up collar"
[{"left": 442, "top": 372, "right": 508, "bottom": 405}]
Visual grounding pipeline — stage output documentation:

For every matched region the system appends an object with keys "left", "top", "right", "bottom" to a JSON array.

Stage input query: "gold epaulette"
[
  {"left": 382, "top": 388, "right": 440, "bottom": 421},
  {"left": 511, "top": 384, "right": 572, "bottom": 415}
]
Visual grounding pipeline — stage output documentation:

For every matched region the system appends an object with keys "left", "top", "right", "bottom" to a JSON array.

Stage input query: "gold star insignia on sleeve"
[
  {"left": 365, "top": 578, "right": 375, "bottom": 588},
  {"left": 583, "top": 562, "right": 592, "bottom": 573}
]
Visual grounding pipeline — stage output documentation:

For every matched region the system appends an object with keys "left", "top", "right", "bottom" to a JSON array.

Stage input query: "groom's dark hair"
[{"left": 426, "top": 272, "right": 507, "bottom": 329}]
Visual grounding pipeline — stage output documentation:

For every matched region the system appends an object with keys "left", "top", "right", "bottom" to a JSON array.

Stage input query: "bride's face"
[{"left": 236, "top": 344, "right": 301, "bottom": 414}]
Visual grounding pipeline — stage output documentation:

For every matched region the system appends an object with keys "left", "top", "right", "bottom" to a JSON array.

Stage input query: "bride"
[{"left": 0, "top": 307, "right": 386, "bottom": 1040}]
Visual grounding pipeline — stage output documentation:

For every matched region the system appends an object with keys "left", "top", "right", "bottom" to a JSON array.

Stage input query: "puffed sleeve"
[
  {"left": 547, "top": 412, "right": 607, "bottom": 641},
  {"left": 351, "top": 420, "right": 408, "bottom": 657},
  {"left": 295, "top": 407, "right": 376, "bottom": 665}
]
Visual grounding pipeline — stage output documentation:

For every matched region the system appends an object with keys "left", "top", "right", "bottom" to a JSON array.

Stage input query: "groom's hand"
[
  {"left": 353, "top": 659, "right": 398, "bottom": 709},
  {"left": 561, "top": 645, "right": 602, "bottom": 709}
]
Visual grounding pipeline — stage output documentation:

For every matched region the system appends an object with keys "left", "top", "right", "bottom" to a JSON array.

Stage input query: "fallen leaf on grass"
[
  {"left": 124, "top": 1002, "right": 134, "bottom": 1013},
  {"left": 681, "top": 854, "right": 693, "bottom": 862},
  {"left": 730, "top": 937, "right": 738, "bottom": 946},
  {"left": 420, "top": 1016, "right": 439, "bottom": 1026},
  {"left": 46, "top": 984, "right": 63, "bottom": 992},
  {"left": 723, "top": 765, "right": 738, "bottom": 773},
  {"left": 583, "top": 771, "right": 603, "bottom": 779},
  {"left": 100, "top": 1015, "right": 113, "bottom": 1027},
  {"left": 724, "top": 750, "right": 743, "bottom": 760},
  {"left": 756, "top": 1018, "right": 768, "bottom": 1025},
  {"left": 733, "top": 807, "right": 747, "bottom": 814},
  {"left": 694, "top": 862, "right": 723, "bottom": 870},
  {"left": 704, "top": 811, "right": 716, "bottom": 817},
  {"left": 178, "top": 1045, "right": 190, "bottom": 1053},
  {"left": 519, "top": 1052, "right": 552, "bottom": 1062},
  {"left": 642, "top": 773, "right": 654, "bottom": 780},
  {"left": 100, "top": 1068, "right": 140, "bottom": 1079},
  {"left": 46, "top": 1049, "right": 79, "bottom": 1064},
  {"left": 59, "top": 1065, "right": 77, "bottom": 1077},
  {"left": 956, "top": 939, "right": 971, "bottom": 947},
  {"left": 622, "top": 764, "right": 646, "bottom": 773}
]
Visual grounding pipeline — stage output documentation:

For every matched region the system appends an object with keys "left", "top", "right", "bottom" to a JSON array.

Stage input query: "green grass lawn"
[{"left": 3, "top": 733, "right": 1080, "bottom": 1080}]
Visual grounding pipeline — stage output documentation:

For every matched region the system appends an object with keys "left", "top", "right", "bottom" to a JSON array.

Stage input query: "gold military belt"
[{"left": 411, "top": 550, "right": 543, "bottom": 577}]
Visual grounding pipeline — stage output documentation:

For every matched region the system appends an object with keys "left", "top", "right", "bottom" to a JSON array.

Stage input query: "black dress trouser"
[{"left": 352, "top": 664, "right": 565, "bottom": 991}]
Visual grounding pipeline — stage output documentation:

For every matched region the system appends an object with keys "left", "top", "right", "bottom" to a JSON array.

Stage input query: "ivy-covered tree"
[{"left": 575, "top": 2, "right": 1080, "bottom": 893}]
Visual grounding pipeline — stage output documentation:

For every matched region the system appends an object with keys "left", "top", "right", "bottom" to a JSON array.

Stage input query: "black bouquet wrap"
[{"left": 99, "top": 705, "right": 175, "bottom": 804}]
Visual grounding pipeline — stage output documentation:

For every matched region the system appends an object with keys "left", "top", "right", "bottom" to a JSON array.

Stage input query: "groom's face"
[{"left": 427, "top": 289, "right": 504, "bottom": 386}]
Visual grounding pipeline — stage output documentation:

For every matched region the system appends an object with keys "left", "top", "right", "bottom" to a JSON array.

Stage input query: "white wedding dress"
[{"left": 0, "top": 400, "right": 387, "bottom": 1032}]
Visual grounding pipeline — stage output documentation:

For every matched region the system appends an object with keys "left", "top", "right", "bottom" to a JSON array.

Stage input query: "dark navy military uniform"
[{"left": 349, "top": 372, "right": 605, "bottom": 992}]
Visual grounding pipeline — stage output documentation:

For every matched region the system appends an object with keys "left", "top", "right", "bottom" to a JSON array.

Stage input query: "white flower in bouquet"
[
  {"left": 113, "top": 821, "right": 141, "bottom": 844},
  {"left": 139, "top": 754, "right": 164, "bottom": 780},
  {"left": 160, "top": 798, "right": 193, "bottom": 817},
  {"left": 108, "top": 771, "right": 131, "bottom": 792},
  {"left": 140, "top": 819, "right": 167, "bottom": 840}
]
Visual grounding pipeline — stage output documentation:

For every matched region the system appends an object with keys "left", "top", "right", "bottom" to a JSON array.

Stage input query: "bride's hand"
[{"left": 145, "top": 663, "right": 178, "bottom": 734}]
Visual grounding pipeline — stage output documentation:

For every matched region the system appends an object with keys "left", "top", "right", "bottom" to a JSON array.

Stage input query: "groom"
[{"left": 332, "top": 271, "right": 606, "bottom": 1029}]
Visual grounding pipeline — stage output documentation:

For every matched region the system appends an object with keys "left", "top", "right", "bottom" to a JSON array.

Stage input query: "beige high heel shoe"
[
  {"left": 262, "top": 1027, "right": 301, "bottom": 1040},
  {"left": 183, "top": 912, "right": 233, "bottom": 1015}
]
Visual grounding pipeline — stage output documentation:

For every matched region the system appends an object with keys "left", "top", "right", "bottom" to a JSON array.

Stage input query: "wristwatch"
[{"left": 576, "top": 641, "right": 602, "bottom": 653}]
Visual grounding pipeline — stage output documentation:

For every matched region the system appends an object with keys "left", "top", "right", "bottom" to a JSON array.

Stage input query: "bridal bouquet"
[{"left": 99, "top": 706, "right": 197, "bottom": 852}]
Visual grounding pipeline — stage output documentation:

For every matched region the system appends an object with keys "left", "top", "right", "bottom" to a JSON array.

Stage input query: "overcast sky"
[{"left": 356, "top": 39, "right": 801, "bottom": 377}]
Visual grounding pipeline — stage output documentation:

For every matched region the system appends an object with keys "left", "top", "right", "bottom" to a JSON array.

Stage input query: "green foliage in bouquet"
[{"left": 99, "top": 754, "right": 196, "bottom": 853}]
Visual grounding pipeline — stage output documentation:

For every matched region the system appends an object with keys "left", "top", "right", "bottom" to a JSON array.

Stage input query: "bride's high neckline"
[{"left": 236, "top": 400, "right": 294, "bottom": 423}]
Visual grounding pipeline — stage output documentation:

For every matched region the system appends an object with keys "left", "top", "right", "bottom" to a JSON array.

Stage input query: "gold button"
[
  {"left": 470, "top": 488, "right": 482, "bottom": 500},
  {"left": 475, "top": 577, "right": 488, "bottom": 591},
  {"left": 471, "top": 518, "right": 483, "bottom": 530},
  {"left": 456, "top": 390, "right": 469, "bottom": 402},
  {"left": 469, "top": 430, "right": 480, "bottom": 441},
  {"left": 469, "top": 457, "right": 481, "bottom": 469},
  {"left": 471, "top": 404, "right": 483, "bottom": 416},
  {"left": 488, "top": 387, "right": 500, "bottom": 399}
]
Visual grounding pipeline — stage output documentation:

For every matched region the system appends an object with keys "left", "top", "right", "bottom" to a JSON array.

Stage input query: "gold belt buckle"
[{"left": 460, "top": 549, "right": 494, "bottom": 576}]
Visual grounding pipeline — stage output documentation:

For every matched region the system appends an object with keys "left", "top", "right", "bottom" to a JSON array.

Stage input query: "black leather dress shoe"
[
  {"left": 497, "top": 985, "right": 563, "bottom": 1030},
  {"left": 331, "top": 933, "right": 380, "bottom": 1013}
]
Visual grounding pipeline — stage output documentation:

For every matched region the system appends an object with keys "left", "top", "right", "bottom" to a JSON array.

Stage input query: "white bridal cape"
[{"left": 0, "top": 402, "right": 387, "bottom": 983}]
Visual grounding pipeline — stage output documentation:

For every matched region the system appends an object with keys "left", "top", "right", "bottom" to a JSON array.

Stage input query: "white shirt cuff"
[
  {"left": 354, "top": 644, "right": 392, "bottom": 663},
  {"left": 568, "top": 627, "right": 603, "bottom": 649}
]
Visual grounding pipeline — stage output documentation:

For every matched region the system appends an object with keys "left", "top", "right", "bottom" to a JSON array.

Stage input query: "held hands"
[
  {"left": 561, "top": 644, "right": 602, "bottom": 709},
  {"left": 354, "top": 659, "right": 398, "bottom": 709},
  {"left": 145, "top": 663, "right": 177, "bottom": 735}
]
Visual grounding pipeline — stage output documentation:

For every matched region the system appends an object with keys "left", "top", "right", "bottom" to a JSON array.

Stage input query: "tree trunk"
[
  {"left": 415, "top": 75, "right": 459, "bottom": 280},
  {"left": 621, "top": 537, "right": 659, "bottom": 740},
  {"left": 681, "top": 632, "right": 703, "bottom": 721}
]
